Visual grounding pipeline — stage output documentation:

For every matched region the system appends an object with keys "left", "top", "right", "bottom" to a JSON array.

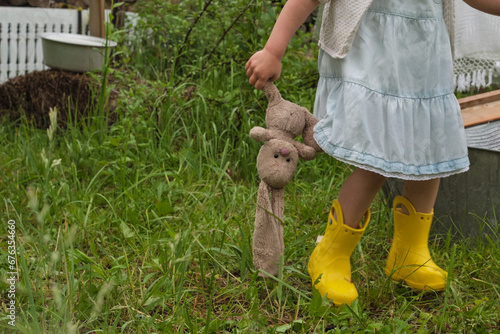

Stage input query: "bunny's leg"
[{"left": 271, "top": 187, "right": 285, "bottom": 258}]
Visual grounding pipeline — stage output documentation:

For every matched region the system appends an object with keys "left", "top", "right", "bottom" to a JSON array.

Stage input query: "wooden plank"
[
  {"left": 458, "top": 89, "right": 500, "bottom": 127},
  {"left": 89, "top": 0, "right": 105, "bottom": 38},
  {"left": 458, "top": 89, "right": 500, "bottom": 109},
  {"left": 461, "top": 99, "right": 500, "bottom": 128}
]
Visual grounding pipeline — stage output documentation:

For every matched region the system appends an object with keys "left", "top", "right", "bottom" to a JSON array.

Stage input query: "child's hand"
[{"left": 245, "top": 49, "right": 282, "bottom": 90}]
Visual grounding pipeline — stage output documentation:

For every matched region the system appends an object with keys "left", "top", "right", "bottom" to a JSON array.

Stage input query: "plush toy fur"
[{"left": 251, "top": 82, "right": 322, "bottom": 277}]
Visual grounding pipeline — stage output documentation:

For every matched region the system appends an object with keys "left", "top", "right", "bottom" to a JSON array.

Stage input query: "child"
[{"left": 246, "top": 0, "right": 500, "bottom": 305}]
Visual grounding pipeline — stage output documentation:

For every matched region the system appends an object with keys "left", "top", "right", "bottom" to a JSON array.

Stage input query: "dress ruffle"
[{"left": 314, "top": 77, "right": 469, "bottom": 180}]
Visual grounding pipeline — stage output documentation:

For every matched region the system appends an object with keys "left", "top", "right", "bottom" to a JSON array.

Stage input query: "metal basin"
[{"left": 40, "top": 33, "right": 117, "bottom": 72}]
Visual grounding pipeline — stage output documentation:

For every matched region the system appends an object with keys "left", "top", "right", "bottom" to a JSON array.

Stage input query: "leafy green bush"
[{"left": 126, "top": 0, "right": 282, "bottom": 81}]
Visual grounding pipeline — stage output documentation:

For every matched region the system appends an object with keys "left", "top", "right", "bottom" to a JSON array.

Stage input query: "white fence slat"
[
  {"left": 10, "top": 23, "right": 18, "bottom": 78},
  {"left": 0, "top": 23, "right": 8, "bottom": 83},
  {"left": 34, "top": 23, "right": 45, "bottom": 72},
  {"left": 25, "top": 22, "right": 36, "bottom": 74},
  {"left": 17, "top": 23, "right": 28, "bottom": 77}
]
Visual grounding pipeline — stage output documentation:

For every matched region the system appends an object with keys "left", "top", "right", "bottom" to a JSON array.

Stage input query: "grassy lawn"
[{"left": 1, "top": 0, "right": 499, "bottom": 333}]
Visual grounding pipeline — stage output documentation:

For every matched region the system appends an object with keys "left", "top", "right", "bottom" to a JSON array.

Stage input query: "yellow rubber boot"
[
  {"left": 385, "top": 196, "right": 447, "bottom": 291},
  {"left": 308, "top": 199, "right": 370, "bottom": 306}
]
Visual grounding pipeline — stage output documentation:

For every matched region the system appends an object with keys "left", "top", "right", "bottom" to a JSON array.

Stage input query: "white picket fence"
[{"left": 0, "top": 7, "right": 133, "bottom": 83}]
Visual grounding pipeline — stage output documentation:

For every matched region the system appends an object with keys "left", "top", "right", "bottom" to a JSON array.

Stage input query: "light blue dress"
[{"left": 313, "top": 0, "right": 470, "bottom": 180}]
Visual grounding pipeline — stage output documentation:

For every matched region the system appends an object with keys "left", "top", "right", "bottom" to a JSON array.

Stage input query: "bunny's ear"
[
  {"left": 253, "top": 181, "right": 284, "bottom": 277},
  {"left": 262, "top": 81, "right": 282, "bottom": 107}
]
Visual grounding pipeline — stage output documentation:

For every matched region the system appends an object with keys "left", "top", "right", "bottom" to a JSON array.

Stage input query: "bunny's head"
[{"left": 256, "top": 139, "right": 298, "bottom": 189}]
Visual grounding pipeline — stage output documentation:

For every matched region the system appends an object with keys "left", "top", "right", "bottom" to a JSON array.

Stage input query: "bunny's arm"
[
  {"left": 301, "top": 109, "right": 323, "bottom": 153},
  {"left": 250, "top": 127, "right": 273, "bottom": 142},
  {"left": 292, "top": 141, "right": 317, "bottom": 161}
]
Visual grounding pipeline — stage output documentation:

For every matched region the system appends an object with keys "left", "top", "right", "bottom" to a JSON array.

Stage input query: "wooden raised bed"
[
  {"left": 460, "top": 90, "right": 500, "bottom": 128},
  {"left": 383, "top": 90, "right": 500, "bottom": 241}
]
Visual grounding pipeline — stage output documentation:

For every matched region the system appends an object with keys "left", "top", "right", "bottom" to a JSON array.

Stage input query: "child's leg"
[
  {"left": 401, "top": 178, "right": 440, "bottom": 213},
  {"left": 385, "top": 177, "right": 447, "bottom": 291},
  {"left": 338, "top": 168, "right": 387, "bottom": 228}
]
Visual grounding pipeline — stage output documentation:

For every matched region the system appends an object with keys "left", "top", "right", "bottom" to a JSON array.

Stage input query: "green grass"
[{"left": 1, "top": 0, "right": 500, "bottom": 332}]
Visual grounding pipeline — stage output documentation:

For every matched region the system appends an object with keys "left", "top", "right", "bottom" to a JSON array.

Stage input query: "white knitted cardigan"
[{"left": 317, "top": 0, "right": 455, "bottom": 59}]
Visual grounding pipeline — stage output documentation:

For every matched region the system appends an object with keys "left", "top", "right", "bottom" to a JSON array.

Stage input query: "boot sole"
[{"left": 385, "top": 268, "right": 446, "bottom": 291}]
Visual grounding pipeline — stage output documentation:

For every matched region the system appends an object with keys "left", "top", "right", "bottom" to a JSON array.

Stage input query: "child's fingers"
[
  {"left": 253, "top": 69, "right": 280, "bottom": 89},
  {"left": 245, "top": 50, "right": 281, "bottom": 89},
  {"left": 270, "top": 72, "right": 280, "bottom": 83},
  {"left": 248, "top": 74, "right": 257, "bottom": 87},
  {"left": 248, "top": 72, "right": 269, "bottom": 90},
  {"left": 246, "top": 63, "right": 265, "bottom": 89},
  {"left": 254, "top": 78, "right": 268, "bottom": 90},
  {"left": 246, "top": 64, "right": 254, "bottom": 79},
  {"left": 245, "top": 59, "right": 252, "bottom": 72},
  {"left": 249, "top": 73, "right": 277, "bottom": 90},
  {"left": 245, "top": 57, "right": 253, "bottom": 70}
]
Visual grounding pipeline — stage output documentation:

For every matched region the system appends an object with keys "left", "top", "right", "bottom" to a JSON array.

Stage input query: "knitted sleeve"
[
  {"left": 319, "top": 0, "right": 373, "bottom": 58},
  {"left": 442, "top": 0, "right": 455, "bottom": 59}
]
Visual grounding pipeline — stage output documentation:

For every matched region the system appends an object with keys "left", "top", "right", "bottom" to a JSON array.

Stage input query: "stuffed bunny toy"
[{"left": 251, "top": 82, "right": 322, "bottom": 277}]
